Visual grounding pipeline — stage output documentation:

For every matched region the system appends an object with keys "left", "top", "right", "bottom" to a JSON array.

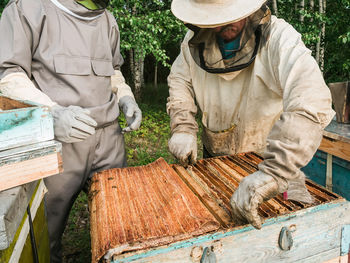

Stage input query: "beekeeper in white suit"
[
  {"left": 0, "top": 0, "right": 141, "bottom": 261},
  {"left": 167, "top": 0, "right": 334, "bottom": 229}
]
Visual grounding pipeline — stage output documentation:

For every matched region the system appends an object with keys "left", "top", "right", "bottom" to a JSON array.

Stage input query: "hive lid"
[{"left": 89, "top": 158, "right": 221, "bottom": 263}]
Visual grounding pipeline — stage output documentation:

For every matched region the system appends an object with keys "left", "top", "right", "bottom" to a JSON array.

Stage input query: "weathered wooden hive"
[{"left": 89, "top": 153, "right": 350, "bottom": 263}]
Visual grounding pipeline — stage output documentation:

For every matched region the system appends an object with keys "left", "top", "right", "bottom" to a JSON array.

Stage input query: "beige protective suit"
[{"left": 167, "top": 15, "right": 335, "bottom": 193}]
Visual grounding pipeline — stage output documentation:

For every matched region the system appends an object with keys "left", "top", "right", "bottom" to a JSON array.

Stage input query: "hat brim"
[{"left": 171, "top": 0, "right": 266, "bottom": 28}]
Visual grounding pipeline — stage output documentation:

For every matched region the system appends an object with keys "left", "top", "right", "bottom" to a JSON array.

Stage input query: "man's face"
[{"left": 213, "top": 19, "right": 246, "bottom": 41}]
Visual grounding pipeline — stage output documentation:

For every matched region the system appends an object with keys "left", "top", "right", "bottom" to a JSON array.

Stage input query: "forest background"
[{"left": 0, "top": 0, "right": 349, "bottom": 262}]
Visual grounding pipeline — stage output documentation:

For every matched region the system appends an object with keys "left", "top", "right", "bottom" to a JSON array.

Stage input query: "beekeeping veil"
[{"left": 171, "top": 0, "right": 271, "bottom": 73}]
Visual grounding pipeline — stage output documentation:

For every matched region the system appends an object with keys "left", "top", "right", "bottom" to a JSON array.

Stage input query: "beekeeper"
[
  {"left": 0, "top": 0, "right": 141, "bottom": 261},
  {"left": 167, "top": 0, "right": 334, "bottom": 229}
]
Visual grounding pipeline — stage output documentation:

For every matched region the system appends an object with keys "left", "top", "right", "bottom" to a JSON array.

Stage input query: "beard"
[{"left": 217, "top": 22, "right": 245, "bottom": 41}]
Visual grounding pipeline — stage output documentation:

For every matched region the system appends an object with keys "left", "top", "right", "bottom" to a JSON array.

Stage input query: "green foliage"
[
  {"left": 120, "top": 102, "right": 176, "bottom": 166},
  {"left": 119, "top": 84, "right": 203, "bottom": 166},
  {"left": 269, "top": 0, "right": 350, "bottom": 82},
  {"left": 108, "top": 0, "right": 186, "bottom": 67},
  {"left": 324, "top": 0, "right": 350, "bottom": 82},
  {"left": 62, "top": 193, "right": 91, "bottom": 262},
  {"left": 0, "top": 0, "right": 9, "bottom": 16}
]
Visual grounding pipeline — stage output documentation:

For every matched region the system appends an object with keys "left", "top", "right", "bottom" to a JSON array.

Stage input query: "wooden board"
[
  {"left": 319, "top": 137, "right": 350, "bottom": 162},
  {"left": 89, "top": 158, "right": 220, "bottom": 263},
  {"left": 0, "top": 141, "right": 62, "bottom": 191},
  {"left": 90, "top": 153, "right": 344, "bottom": 263},
  {"left": 0, "top": 96, "right": 54, "bottom": 151}
]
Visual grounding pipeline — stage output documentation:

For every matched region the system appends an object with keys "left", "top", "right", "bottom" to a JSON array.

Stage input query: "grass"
[{"left": 62, "top": 84, "right": 203, "bottom": 262}]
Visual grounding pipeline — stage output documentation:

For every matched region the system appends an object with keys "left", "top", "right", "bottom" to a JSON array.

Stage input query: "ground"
[{"left": 62, "top": 84, "right": 203, "bottom": 262}]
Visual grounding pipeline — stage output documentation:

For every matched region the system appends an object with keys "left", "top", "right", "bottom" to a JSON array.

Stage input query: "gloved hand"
[
  {"left": 168, "top": 132, "right": 197, "bottom": 166},
  {"left": 51, "top": 105, "right": 97, "bottom": 143},
  {"left": 119, "top": 96, "right": 142, "bottom": 133},
  {"left": 230, "top": 171, "right": 279, "bottom": 229}
]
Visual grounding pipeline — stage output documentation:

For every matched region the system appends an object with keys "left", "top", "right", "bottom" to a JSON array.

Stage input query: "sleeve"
[
  {"left": 0, "top": 72, "right": 56, "bottom": 106},
  {"left": 107, "top": 13, "right": 134, "bottom": 102},
  {"left": 0, "top": 0, "right": 40, "bottom": 78},
  {"left": 111, "top": 70, "right": 135, "bottom": 103},
  {"left": 166, "top": 32, "right": 198, "bottom": 136},
  {"left": 0, "top": 0, "right": 54, "bottom": 106},
  {"left": 108, "top": 14, "right": 124, "bottom": 70},
  {"left": 258, "top": 19, "right": 335, "bottom": 192}
]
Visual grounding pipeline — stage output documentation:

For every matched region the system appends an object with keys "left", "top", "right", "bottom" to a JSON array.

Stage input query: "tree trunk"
[
  {"left": 129, "top": 4, "right": 142, "bottom": 101},
  {"left": 272, "top": 0, "right": 278, "bottom": 16},
  {"left": 320, "top": 0, "right": 326, "bottom": 73},
  {"left": 310, "top": 0, "right": 314, "bottom": 21},
  {"left": 154, "top": 62, "right": 158, "bottom": 89},
  {"left": 128, "top": 48, "right": 144, "bottom": 101},
  {"left": 300, "top": 0, "right": 305, "bottom": 22},
  {"left": 140, "top": 55, "right": 145, "bottom": 89},
  {"left": 129, "top": 49, "right": 135, "bottom": 84},
  {"left": 316, "top": 0, "right": 323, "bottom": 65},
  {"left": 309, "top": 0, "right": 315, "bottom": 55},
  {"left": 133, "top": 55, "right": 142, "bottom": 101}
]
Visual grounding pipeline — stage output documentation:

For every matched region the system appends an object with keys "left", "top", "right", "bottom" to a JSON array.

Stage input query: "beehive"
[
  {"left": 90, "top": 153, "right": 350, "bottom": 263},
  {"left": 0, "top": 95, "right": 53, "bottom": 151}
]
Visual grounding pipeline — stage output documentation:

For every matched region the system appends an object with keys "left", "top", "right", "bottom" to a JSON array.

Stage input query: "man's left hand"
[{"left": 119, "top": 96, "right": 142, "bottom": 133}]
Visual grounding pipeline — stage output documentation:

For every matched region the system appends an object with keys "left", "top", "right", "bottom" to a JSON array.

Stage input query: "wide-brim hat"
[{"left": 171, "top": 0, "right": 267, "bottom": 28}]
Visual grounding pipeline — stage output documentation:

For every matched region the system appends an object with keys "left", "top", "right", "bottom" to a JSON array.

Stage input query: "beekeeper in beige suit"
[
  {"left": 0, "top": 0, "right": 141, "bottom": 261},
  {"left": 167, "top": 0, "right": 334, "bottom": 229}
]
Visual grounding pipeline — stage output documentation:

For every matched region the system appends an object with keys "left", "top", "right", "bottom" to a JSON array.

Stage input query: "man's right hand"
[
  {"left": 230, "top": 171, "right": 280, "bottom": 229},
  {"left": 168, "top": 132, "right": 197, "bottom": 166},
  {"left": 51, "top": 105, "right": 97, "bottom": 143}
]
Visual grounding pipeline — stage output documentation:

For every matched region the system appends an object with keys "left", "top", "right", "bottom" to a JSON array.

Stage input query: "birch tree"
[
  {"left": 272, "top": 0, "right": 278, "bottom": 16},
  {"left": 109, "top": 0, "right": 186, "bottom": 100}
]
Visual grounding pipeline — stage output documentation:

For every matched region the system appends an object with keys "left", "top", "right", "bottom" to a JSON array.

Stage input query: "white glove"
[
  {"left": 119, "top": 96, "right": 142, "bottom": 133},
  {"left": 230, "top": 171, "right": 279, "bottom": 229},
  {"left": 51, "top": 105, "right": 97, "bottom": 143},
  {"left": 168, "top": 132, "right": 197, "bottom": 166}
]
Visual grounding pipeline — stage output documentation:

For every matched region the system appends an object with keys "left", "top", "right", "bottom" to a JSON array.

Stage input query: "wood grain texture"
[
  {"left": 89, "top": 158, "right": 220, "bottom": 263},
  {"left": 0, "top": 153, "right": 62, "bottom": 192},
  {"left": 319, "top": 137, "right": 350, "bottom": 162},
  {"left": 0, "top": 140, "right": 62, "bottom": 191}
]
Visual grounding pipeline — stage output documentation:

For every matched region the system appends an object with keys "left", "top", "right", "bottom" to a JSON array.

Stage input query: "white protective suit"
[{"left": 167, "top": 15, "right": 335, "bottom": 193}]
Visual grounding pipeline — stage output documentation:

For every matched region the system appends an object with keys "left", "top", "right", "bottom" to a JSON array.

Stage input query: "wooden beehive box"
[
  {"left": 0, "top": 95, "right": 54, "bottom": 151},
  {"left": 89, "top": 153, "right": 350, "bottom": 263},
  {"left": 0, "top": 140, "right": 62, "bottom": 191}
]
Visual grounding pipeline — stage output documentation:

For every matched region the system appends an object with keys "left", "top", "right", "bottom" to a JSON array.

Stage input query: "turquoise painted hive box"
[{"left": 0, "top": 95, "right": 54, "bottom": 151}]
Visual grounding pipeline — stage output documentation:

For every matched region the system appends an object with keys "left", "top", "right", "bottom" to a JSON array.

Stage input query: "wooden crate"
[
  {"left": 90, "top": 154, "right": 350, "bottom": 263},
  {"left": 0, "top": 95, "right": 54, "bottom": 151}
]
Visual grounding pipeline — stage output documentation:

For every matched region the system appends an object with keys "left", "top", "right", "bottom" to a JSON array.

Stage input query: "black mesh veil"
[{"left": 186, "top": 5, "right": 271, "bottom": 74}]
